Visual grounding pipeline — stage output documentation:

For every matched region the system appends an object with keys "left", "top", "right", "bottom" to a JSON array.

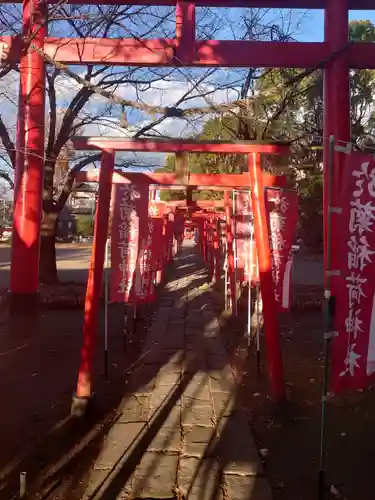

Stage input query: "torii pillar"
[
  {"left": 9, "top": 0, "right": 46, "bottom": 315},
  {"left": 323, "top": 0, "right": 350, "bottom": 276}
]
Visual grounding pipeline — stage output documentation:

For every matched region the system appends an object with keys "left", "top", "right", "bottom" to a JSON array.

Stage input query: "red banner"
[
  {"left": 206, "top": 221, "right": 215, "bottom": 279},
  {"left": 136, "top": 217, "right": 164, "bottom": 303},
  {"left": 110, "top": 184, "right": 149, "bottom": 303},
  {"left": 265, "top": 188, "right": 298, "bottom": 312},
  {"left": 234, "top": 191, "right": 258, "bottom": 283},
  {"left": 332, "top": 153, "right": 375, "bottom": 393},
  {"left": 149, "top": 201, "right": 166, "bottom": 217},
  {"left": 165, "top": 216, "right": 174, "bottom": 264},
  {"left": 150, "top": 217, "right": 164, "bottom": 272}
]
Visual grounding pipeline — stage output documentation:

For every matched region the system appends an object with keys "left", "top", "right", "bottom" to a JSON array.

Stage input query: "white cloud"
[{"left": 0, "top": 70, "right": 237, "bottom": 172}]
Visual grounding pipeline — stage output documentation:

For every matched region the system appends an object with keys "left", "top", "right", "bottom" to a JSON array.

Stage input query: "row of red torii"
[
  {"left": 69, "top": 137, "right": 291, "bottom": 412},
  {"left": 6, "top": 0, "right": 373, "bottom": 410}
]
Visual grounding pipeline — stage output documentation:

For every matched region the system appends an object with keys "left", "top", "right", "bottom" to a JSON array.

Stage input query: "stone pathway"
[{"left": 82, "top": 240, "right": 271, "bottom": 500}]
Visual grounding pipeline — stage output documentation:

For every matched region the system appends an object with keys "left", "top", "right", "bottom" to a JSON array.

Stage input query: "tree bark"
[{"left": 39, "top": 211, "right": 58, "bottom": 284}]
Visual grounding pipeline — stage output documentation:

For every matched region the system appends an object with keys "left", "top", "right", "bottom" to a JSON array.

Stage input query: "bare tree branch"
[
  {"left": 0, "top": 114, "right": 15, "bottom": 168},
  {"left": 55, "top": 153, "right": 101, "bottom": 212}
]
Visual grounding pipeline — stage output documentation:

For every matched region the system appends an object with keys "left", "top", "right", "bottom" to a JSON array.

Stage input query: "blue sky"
[
  {"left": 299, "top": 9, "right": 375, "bottom": 41},
  {"left": 1, "top": 5, "right": 375, "bottom": 177}
]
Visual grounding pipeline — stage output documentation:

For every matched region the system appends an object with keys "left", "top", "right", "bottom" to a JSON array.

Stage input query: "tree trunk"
[{"left": 39, "top": 211, "right": 58, "bottom": 284}]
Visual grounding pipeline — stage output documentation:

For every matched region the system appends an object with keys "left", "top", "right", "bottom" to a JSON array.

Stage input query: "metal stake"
[
  {"left": 104, "top": 237, "right": 109, "bottom": 379},
  {"left": 232, "top": 190, "right": 238, "bottom": 316},
  {"left": 256, "top": 281, "right": 261, "bottom": 376},
  {"left": 247, "top": 209, "right": 253, "bottom": 347},
  {"left": 224, "top": 249, "right": 228, "bottom": 310},
  {"left": 318, "top": 135, "right": 335, "bottom": 500},
  {"left": 19, "top": 472, "right": 26, "bottom": 498},
  {"left": 133, "top": 303, "right": 137, "bottom": 335}
]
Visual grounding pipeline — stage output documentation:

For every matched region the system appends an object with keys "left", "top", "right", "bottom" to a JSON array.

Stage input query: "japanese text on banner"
[
  {"left": 110, "top": 184, "right": 149, "bottom": 303},
  {"left": 234, "top": 191, "right": 258, "bottom": 283},
  {"left": 333, "top": 154, "right": 375, "bottom": 392},
  {"left": 265, "top": 188, "right": 298, "bottom": 312}
]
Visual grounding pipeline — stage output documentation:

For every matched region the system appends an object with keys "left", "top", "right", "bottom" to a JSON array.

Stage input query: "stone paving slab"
[
  {"left": 118, "top": 395, "right": 150, "bottom": 423},
  {"left": 178, "top": 457, "right": 223, "bottom": 500},
  {"left": 94, "top": 422, "right": 145, "bottom": 471},
  {"left": 224, "top": 475, "right": 273, "bottom": 500},
  {"left": 132, "top": 452, "right": 179, "bottom": 498},
  {"left": 182, "top": 425, "right": 217, "bottom": 458},
  {"left": 82, "top": 241, "right": 270, "bottom": 500}
]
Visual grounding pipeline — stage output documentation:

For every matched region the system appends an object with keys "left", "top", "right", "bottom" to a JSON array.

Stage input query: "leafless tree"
[{"left": 0, "top": 4, "right": 305, "bottom": 283}]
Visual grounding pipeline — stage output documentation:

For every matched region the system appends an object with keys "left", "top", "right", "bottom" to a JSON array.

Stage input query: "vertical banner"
[
  {"left": 166, "top": 215, "right": 174, "bottom": 263},
  {"left": 149, "top": 201, "right": 166, "bottom": 217},
  {"left": 234, "top": 191, "right": 258, "bottom": 283},
  {"left": 332, "top": 154, "right": 375, "bottom": 393},
  {"left": 150, "top": 217, "right": 164, "bottom": 275},
  {"left": 110, "top": 184, "right": 149, "bottom": 303},
  {"left": 174, "top": 211, "right": 185, "bottom": 252},
  {"left": 265, "top": 188, "right": 298, "bottom": 312},
  {"left": 207, "top": 222, "right": 215, "bottom": 280},
  {"left": 136, "top": 217, "right": 164, "bottom": 303},
  {"left": 156, "top": 217, "right": 168, "bottom": 285},
  {"left": 192, "top": 216, "right": 205, "bottom": 258}
]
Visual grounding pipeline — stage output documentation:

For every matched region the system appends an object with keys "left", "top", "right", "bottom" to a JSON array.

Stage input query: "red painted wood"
[
  {"left": 224, "top": 190, "right": 236, "bottom": 313},
  {"left": 323, "top": 0, "right": 350, "bottom": 279},
  {"left": 3, "top": 36, "right": 375, "bottom": 69},
  {"left": 71, "top": 137, "right": 289, "bottom": 154},
  {"left": 76, "top": 172, "right": 287, "bottom": 188},
  {"left": 10, "top": 0, "right": 46, "bottom": 294},
  {"left": 0, "top": 0, "right": 371, "bottom": 9},
  {"left": 248, "top": 153, "right": 285, "bottom": 401},
  {"left": 176, "top": 1, "right": 196, "bottom": 64},
  {"left": 166, "top": 200, "right": 224, "bottom": 207},
  {"left": 214, "top": 217, "right": 221, "bottom": 284},
  {"left": 76, "top": 151, "right": 114, "bottom": 398}
]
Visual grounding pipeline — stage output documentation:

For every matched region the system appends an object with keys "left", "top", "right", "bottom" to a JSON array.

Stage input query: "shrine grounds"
[{"left": 0, "top": 244, "right": 373, "bottom": 499}]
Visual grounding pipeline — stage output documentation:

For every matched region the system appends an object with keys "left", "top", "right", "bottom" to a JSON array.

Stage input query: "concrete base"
[{"left": 70, "top": 393, "right": 93, "bottom": 418}]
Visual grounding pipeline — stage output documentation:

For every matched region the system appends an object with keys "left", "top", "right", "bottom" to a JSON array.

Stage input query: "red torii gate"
[
  {"left": 71, "top": 137, "right": 288, "bottom": 404},
  {"left": 8, "top": 0, "right": 363, "bottom": 304},
  {"left": 6, "top": 0, "right": 369, "bottom": 401}
]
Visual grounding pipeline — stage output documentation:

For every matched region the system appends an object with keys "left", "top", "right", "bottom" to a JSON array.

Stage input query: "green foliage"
[
  {"left": 157, "top": 19, "right": 375, "bottom": 245},
  {"left": 157, "top": 116, "right": 244, "bottom": 201},
  {"left": 75, "top": 215, "right": 94, "bottom": 237}
]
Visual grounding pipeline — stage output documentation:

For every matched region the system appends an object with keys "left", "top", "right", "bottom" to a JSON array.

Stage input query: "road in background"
[{"left": 0, "top": 243, "right": 91, "bottom": 290}]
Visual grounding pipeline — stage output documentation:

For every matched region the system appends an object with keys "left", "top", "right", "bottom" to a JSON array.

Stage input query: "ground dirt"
[
  {"left": 224, "top": 306, "right": 375, "bottom": 500},
  {"left": 0, "top": 301, "right": 154, "bottom": 500},
  {"left": 0, "top": 249, "right": 374, "bottom": 500}
]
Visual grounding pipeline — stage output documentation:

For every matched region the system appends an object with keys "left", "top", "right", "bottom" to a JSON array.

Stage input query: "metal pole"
[
  {"left": 104, "top": 237, "right": 109, "bottom": 379},
  {"left": 19, "top": 472, "right": 26, "bottom": 498},
  {"left": 232, "top": 190, "right": 238, "bottom": 316},
  {"left": 224, "top": 190, "right": 235, "bottom": 312},
  {"left": 132, "top": 301, "right": 137, "bottom": 337},
  {"left": 247, "top": 206, "right": 253, "bottom": 347},
  {"left": 318, "top": 135, "right": 335, "bottom": 500},
  {"left": 224, "top": 240, "right": 228, "bottom": 309},
  {"left": 256, "top": 281, "right": 261, "bottom": 376}
]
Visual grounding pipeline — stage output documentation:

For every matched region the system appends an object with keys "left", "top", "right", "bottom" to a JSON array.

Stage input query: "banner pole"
[
  {"left": 224, "top": 242, "right": 228, "bottom": 309},
  {"left": 104, "top": 237, "right": 109, "bottom": 379},
  {"left": 318, "top": 135, "right": 335, "bottom": 500},
  {"left": 247, "top": 207, "right": 253, "bottom": 347},
  {"left": 232, "top": 190, "right": 238, "bottom": 316},
  {"left": 256, "top": 281, "right": 261, "bottom": 376}
]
